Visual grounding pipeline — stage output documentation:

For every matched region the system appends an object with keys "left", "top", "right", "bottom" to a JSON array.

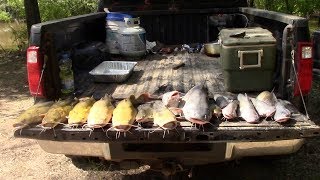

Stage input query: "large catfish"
[
  {"left": 237, "top": 94, "right": 260, "bottom": 123},
  {"left": 274, "top": 99, "right": 291, "bottom": 123},
  {"left": 250, "top": 98, "right": 276, "bottom": 118},
  {"left": 182, "top": 85, "right": 212, "bottom": 125}
]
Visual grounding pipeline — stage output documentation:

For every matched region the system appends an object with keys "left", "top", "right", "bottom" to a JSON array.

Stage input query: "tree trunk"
[
  {"left": 264, "top": 0, "right": 272, "bottom": 10},
  {"left": 248, "top": 0, "right": 254, "bottom": 7},
  {"left": 24, "top": 0, "right": 41, "bottom": 38},
  {"left": 284, "top": 0, "right": 292, "bottom": 14}
]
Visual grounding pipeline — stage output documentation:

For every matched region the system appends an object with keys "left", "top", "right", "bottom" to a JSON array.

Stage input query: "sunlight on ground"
[{"left": 0, "top": 22, "right": 24, "bottom": 50}]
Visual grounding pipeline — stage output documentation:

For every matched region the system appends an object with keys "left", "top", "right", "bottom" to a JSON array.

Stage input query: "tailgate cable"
[
  {"left": 34, "top": 55, "right": 47, "bottom": 102},
  {"left": 290, "top": 50, "right": 310, "bottom": 119}
]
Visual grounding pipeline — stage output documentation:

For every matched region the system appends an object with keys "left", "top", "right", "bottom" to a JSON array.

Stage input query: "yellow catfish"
[
  {"left": 153, "top": 101, "right": 178, "bottom": 130},
  {"left": 68, "top": 97, "right": 95, "bottom": 126},
  {"left": 41, "top": 98, "right": 76, "bottom": 128},
  {"left": 86, "top": 95, "right": 114, "bottom": 128},
  {"left": 13, "top": 101, "right": 54, "bottom": 129},
  {"left": 111, "top": 97, "right": 137, "bottom": 132}
]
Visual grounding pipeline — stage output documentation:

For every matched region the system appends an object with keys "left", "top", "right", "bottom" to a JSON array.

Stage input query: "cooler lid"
[
  {"left": 106, "top": 12, "right": 132, "bottom": 21},
  {"left": 219, "top": 27, "right": 276, "bottom": 46}
]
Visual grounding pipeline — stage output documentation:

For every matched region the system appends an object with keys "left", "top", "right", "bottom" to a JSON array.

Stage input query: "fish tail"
[
  {"left": 103, "top": 93, "right": 113, "bottom": 100},
  {"left": 272, "top": 92, "right": 278, "bottom": 102}
]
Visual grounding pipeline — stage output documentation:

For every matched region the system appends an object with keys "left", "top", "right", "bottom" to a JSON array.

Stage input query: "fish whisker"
[
  {"left": 39, "top": 128, "right": 46, "bottom": 135},
  {"left": 174, "top": 128, "right": 180, "bottom": 135},
  {"left": 149, "top": 127, "right": 162, "bottom": 134},
  {"left": 52, "top": 128, "right": 57, "bottom": 137},
  {"left": 105, "top": 127, "right": 114, "bottom": 139},
  {"left": 162, "top": 130, "right": 166, "bottom": 138},
  {"left": 130, "top": 124, "right": 141, "bottom": 129}
]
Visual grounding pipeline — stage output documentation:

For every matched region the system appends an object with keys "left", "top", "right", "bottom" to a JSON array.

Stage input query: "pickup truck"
[{"left": 15, "top": 0, "right": 320, "bottom": 173}]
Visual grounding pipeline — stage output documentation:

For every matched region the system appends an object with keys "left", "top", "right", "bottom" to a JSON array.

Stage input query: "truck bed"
[
  {"left": 75, "top": 52, "right": 226, "bottom": 99},
  {"left": 15, "top": 52, "right": 320, "bottom": 142}
]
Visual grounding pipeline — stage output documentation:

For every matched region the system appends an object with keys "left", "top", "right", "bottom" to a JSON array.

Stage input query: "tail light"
[
  {"left": 294, "top": 42, "right": 313, "bottom": 96},
  {"left": 27, "top": 46, "right": 45, "bottom": 97}
]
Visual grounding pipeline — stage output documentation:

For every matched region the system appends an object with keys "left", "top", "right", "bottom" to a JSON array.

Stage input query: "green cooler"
[{"left": 219, "top": 27, "right": 276, "bottom": 92}]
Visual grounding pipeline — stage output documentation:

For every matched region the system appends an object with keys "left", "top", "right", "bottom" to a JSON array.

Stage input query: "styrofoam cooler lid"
[{"left": 106, "top": 12, "right": 132, "bottom": 22}]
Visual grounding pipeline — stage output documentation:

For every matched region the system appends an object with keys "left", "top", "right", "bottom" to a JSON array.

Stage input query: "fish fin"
[
  {"left": 14, "top": 123, "right": 29, "bottom": 130},
  {"left": 270, "top": 87, "right": 276, "bottom": 93},
  {"left": 103, "top": 93, "right": 113, "bottom": 101},
  {"left": 39, "top": 114, "right": 46, "bottom": 118},
  {"left": 272, "top": 92, "right": 278, "bottom": 102},
  {"left": 40, "top": 122, "right": 55, "bottom": 129}
]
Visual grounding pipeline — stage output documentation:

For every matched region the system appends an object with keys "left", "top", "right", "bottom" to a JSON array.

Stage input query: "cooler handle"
[{"left": 238, "top": 49, "right": 263, "bottom": 69}]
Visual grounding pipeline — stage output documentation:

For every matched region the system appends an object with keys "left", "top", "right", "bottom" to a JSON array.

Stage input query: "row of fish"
[
  {"left": 160, "top": 87, "right": 292, "bottom": 124},
  {"left": 13, "top": 85, "right": 293, "bottom": 134},
  {"left": 13, "top": 95, "right": 177, "bottom": 134},
  {"left": 213, "top": 91, "right": 291, "bottom": 123}
]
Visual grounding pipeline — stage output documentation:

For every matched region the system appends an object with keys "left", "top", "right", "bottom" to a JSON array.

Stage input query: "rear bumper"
[{"left": 37, "top": 139, "right": 304, "bottom": 165}]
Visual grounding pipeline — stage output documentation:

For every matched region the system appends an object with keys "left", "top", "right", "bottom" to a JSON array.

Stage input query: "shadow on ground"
[{"left": 0, "top": 52, "right": 30, "bottom": 100}]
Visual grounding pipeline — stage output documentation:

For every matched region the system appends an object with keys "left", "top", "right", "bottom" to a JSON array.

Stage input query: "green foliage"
[
  {"left": 0, "top": 0, "right": 97, "bottom": 50},
  {"left": 0, "top": 0, "right": 97, "bottom": 22},
  {"left": 1, "top": 0, "right": 25, "bottom": 20},
  {"left": 254, "top": 0, "right": 320, "bottom": 17},
  {"left": 0, "top": 11, "right": 11, "bottom": 22},
  {"left": 38, "top": 0, "right": 96, "bottom": 22}
]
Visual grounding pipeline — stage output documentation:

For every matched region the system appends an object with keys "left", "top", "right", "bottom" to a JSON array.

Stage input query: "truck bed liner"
[{"left": 75, "top": 52, "right": 226, "bottom": 99}]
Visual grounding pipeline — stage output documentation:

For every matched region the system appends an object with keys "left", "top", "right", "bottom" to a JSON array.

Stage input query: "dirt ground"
[{"left": 1, "top": 51, "right": 320, "bottom": 180}]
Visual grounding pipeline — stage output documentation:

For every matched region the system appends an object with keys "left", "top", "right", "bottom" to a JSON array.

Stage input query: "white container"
[
  {"left": 106, "top": 13, "right": 132, "bottom": 54},
  {"left": 119, "top": 17, "right": 146, "bottom": 57}
]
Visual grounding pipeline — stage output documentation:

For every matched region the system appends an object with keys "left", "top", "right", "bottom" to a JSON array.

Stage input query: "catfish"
[
  {"left": 67, "top": 97, "right": 95, "bottom": 127},
  {"left": 274, "top": 99, "right": 291, "bottom": 123},
  {"left": 107, "top": 96, "right": 138, "bottom": 139},
  {"left": 86, "top": 95, "right": 114, "bottom": 128},
  {"left": 182, "top": 85, "right": 212, "bottom": 125},
  {"left": 13, "top": 101, "right": 54, "bottom": 129},
  {"left": 251, "top": 98, "right": 276, "bottom": 118},
  {"left": 41, "top": 98, "right": 75, "bottom": 129},
  {"left": 237, "top": 94, "right": 259, "bottom": 123},
  {"left": 222, "top": 100, "right": 239, "bottom": 120}
]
